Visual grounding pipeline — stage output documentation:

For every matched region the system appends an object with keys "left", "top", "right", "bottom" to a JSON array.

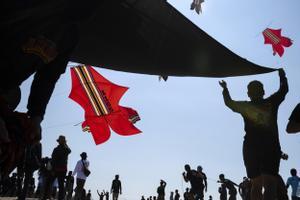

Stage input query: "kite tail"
[
  {"left": 83, "top": 118, "right": 111, "bottom": 145},
  {"left": 281, "top": 37, "right": 293, "bottom": 47},
  {"left": 273, "top": 45, "right": 284, "bottom": 57},
  {"left": 108, "top": 110, "right": 141, "bottom": 136}
]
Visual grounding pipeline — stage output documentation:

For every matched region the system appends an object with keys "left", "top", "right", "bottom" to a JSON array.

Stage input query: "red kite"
[
  {"left": 262, "top": 28, "right": 292, "bottom": 57},
  {"left": 69, "top": 65, "right": 141, "bottom": 145}
]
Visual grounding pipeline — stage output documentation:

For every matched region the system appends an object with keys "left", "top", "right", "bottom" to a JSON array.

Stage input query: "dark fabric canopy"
[
  {"left": 1, "top": 0, "right": 275, "bottom": 77},
  {"left": 70, "top": 0, "right": 275, "bottom": 77}
]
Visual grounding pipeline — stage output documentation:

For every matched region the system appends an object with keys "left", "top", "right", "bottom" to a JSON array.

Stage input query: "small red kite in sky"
[
  {"left": 69, "top": 65, "right": 141, "bottom": 145},
  {"left": 262, "top": 28, "right": 292, "bottom": 57}
]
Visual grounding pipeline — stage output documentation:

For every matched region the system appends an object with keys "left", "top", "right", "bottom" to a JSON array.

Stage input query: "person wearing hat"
[
  {"left": 42, "top": 135, "right": 71, "bottom": 200},
  {"left": 73, "top": 152, "right": 90, "bottom": 200}
]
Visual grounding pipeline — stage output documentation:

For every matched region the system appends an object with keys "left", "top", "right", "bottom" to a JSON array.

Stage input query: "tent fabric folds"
[{"left": 1, "top": 0, "right": 276, "bottom": 77}]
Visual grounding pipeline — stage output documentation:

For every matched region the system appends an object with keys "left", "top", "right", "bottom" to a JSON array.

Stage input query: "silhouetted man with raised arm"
[
  {"left": 157, "top": 179, "right": 167, "bottom": 200},
  {"left": 219, "top": 68, "right": 288, "bottom": 200},
  {"left": 111, "top": 174, "right": 122, "bottom": 200}
]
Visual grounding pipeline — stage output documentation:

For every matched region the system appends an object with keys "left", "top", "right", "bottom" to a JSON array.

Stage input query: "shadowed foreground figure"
[
  {"left": 0, "top": 0, "right": 100, "bottom": 179},
  {"left": 219, "top": 68, "right": 288, "bottom": 200}
]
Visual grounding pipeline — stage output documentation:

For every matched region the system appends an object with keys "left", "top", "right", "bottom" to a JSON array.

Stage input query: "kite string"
[{"left": 43, "top": 120, "right": 82, "bottom": 129}]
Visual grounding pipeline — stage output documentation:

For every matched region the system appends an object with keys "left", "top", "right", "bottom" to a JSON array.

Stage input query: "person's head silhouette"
[
  {"left": 160, "top": 180, "right": 164, "bottom": 186},
  {"left": 197, "top": 165, "right": 203, "bottom": 172},
  {"left": 115, "top": 174, "right": 119, "bottom": 180},
  {"left": 247, "top": 80, "right": 265, "bottom": 101},
  {"left": 80, "top": 152, "right": 87, "bottom": 160},
  {"left": 184, "top": 164, "right": 191, "bottom": 172},
  {"left": 219, "top": 174, "right": 225, "bottom": 182},
  {"left": 290, "top": 168, "right": 297, "bottom": 176}
]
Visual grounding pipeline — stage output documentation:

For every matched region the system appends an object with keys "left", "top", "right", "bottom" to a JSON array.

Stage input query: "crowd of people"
[
  {"left": 1, "top": 68, "right": 300, "bottom": 200},
  {"left": 1, "top": 163, "right": 300, "bottom": 200},
  {"left": 0, "top": 134, "right": 125, "bottom": 200},
  {"left": 0, "top": 134, "right": 90, "bottom": 200}
]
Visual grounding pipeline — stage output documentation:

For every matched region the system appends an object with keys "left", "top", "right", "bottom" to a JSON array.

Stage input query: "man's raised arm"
[{"left": 219, "top": 80, "right": 241, "bottom": 113}]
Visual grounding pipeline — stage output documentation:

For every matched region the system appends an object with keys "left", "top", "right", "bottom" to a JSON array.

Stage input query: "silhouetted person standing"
[
  {"left": 18, "top": 142, "right": 42, "bottom": 200},
  {"left": 73, "top": 152, "right": 90, "bottom": 200},
  {"left": 105, "top": 191, "right": 109, "bottom": 200},
  {"left": 218, "top": 174, "right": 238, "bottom": 200},
  {"left": 238, "top": 177, "right": 251, "bottom": 200},
  {"left": 170, "top": 191, "right": 174, "bottom": 200},
  {"left": 65, "top": 171, "right": 74, "bottom": 200},
  {"left": 286, "top": 168, "right": 300, "bottom": 200},
  {"left": 219, "top": 68, "right": 288, "bottom": 200},
  {"left": 218, "top": 183, "right": 227, "bottom": 200},
  {"left": 208, "top": 195, "right": 212, "bottom": 200},
  {"left": 183, "top": 164, "right": 203, "bottom": 200},
  {"left": 86, "top": 189, "right": 92, "bottom": 200},
  {"left": 97, "top": 190, "right": 104, "bottom": 200},
  {"left": 174, "top": 189, "right": 180, "bottom": 200},
  {"left": 286, "top": 103, "right": 300, "bottom": 133},
  {"left": 42, "top": 135, "right": 71, "bottom": 200},
  {"left": 111, "top": 174, "right": 122, "bottom": 200},
  {"left": 157, "top": 179, "right": 167, "bottom": 200},
  {"left": 197, "top": 166, "right": 208, "bottom": 200},
  {"left": 183, "top": 188, "right": 190, "bottom": 200}
]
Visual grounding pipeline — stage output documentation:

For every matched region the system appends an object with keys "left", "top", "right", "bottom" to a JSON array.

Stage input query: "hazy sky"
[{"left": 16, "top": 0, "right": 300, "bottom": 199}]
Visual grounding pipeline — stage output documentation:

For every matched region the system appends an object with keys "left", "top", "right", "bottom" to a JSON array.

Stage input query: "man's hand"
[
  {"left": 219, "top": 80, "right": 227, "bottom": 89},
  {"left": 278, "top": 68, "right": 286, "bottom": 78}
]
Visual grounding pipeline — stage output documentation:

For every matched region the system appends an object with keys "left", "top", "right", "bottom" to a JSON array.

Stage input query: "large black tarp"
[{"left": 1, "top": 0, "right": 275, "bottom": 77}]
